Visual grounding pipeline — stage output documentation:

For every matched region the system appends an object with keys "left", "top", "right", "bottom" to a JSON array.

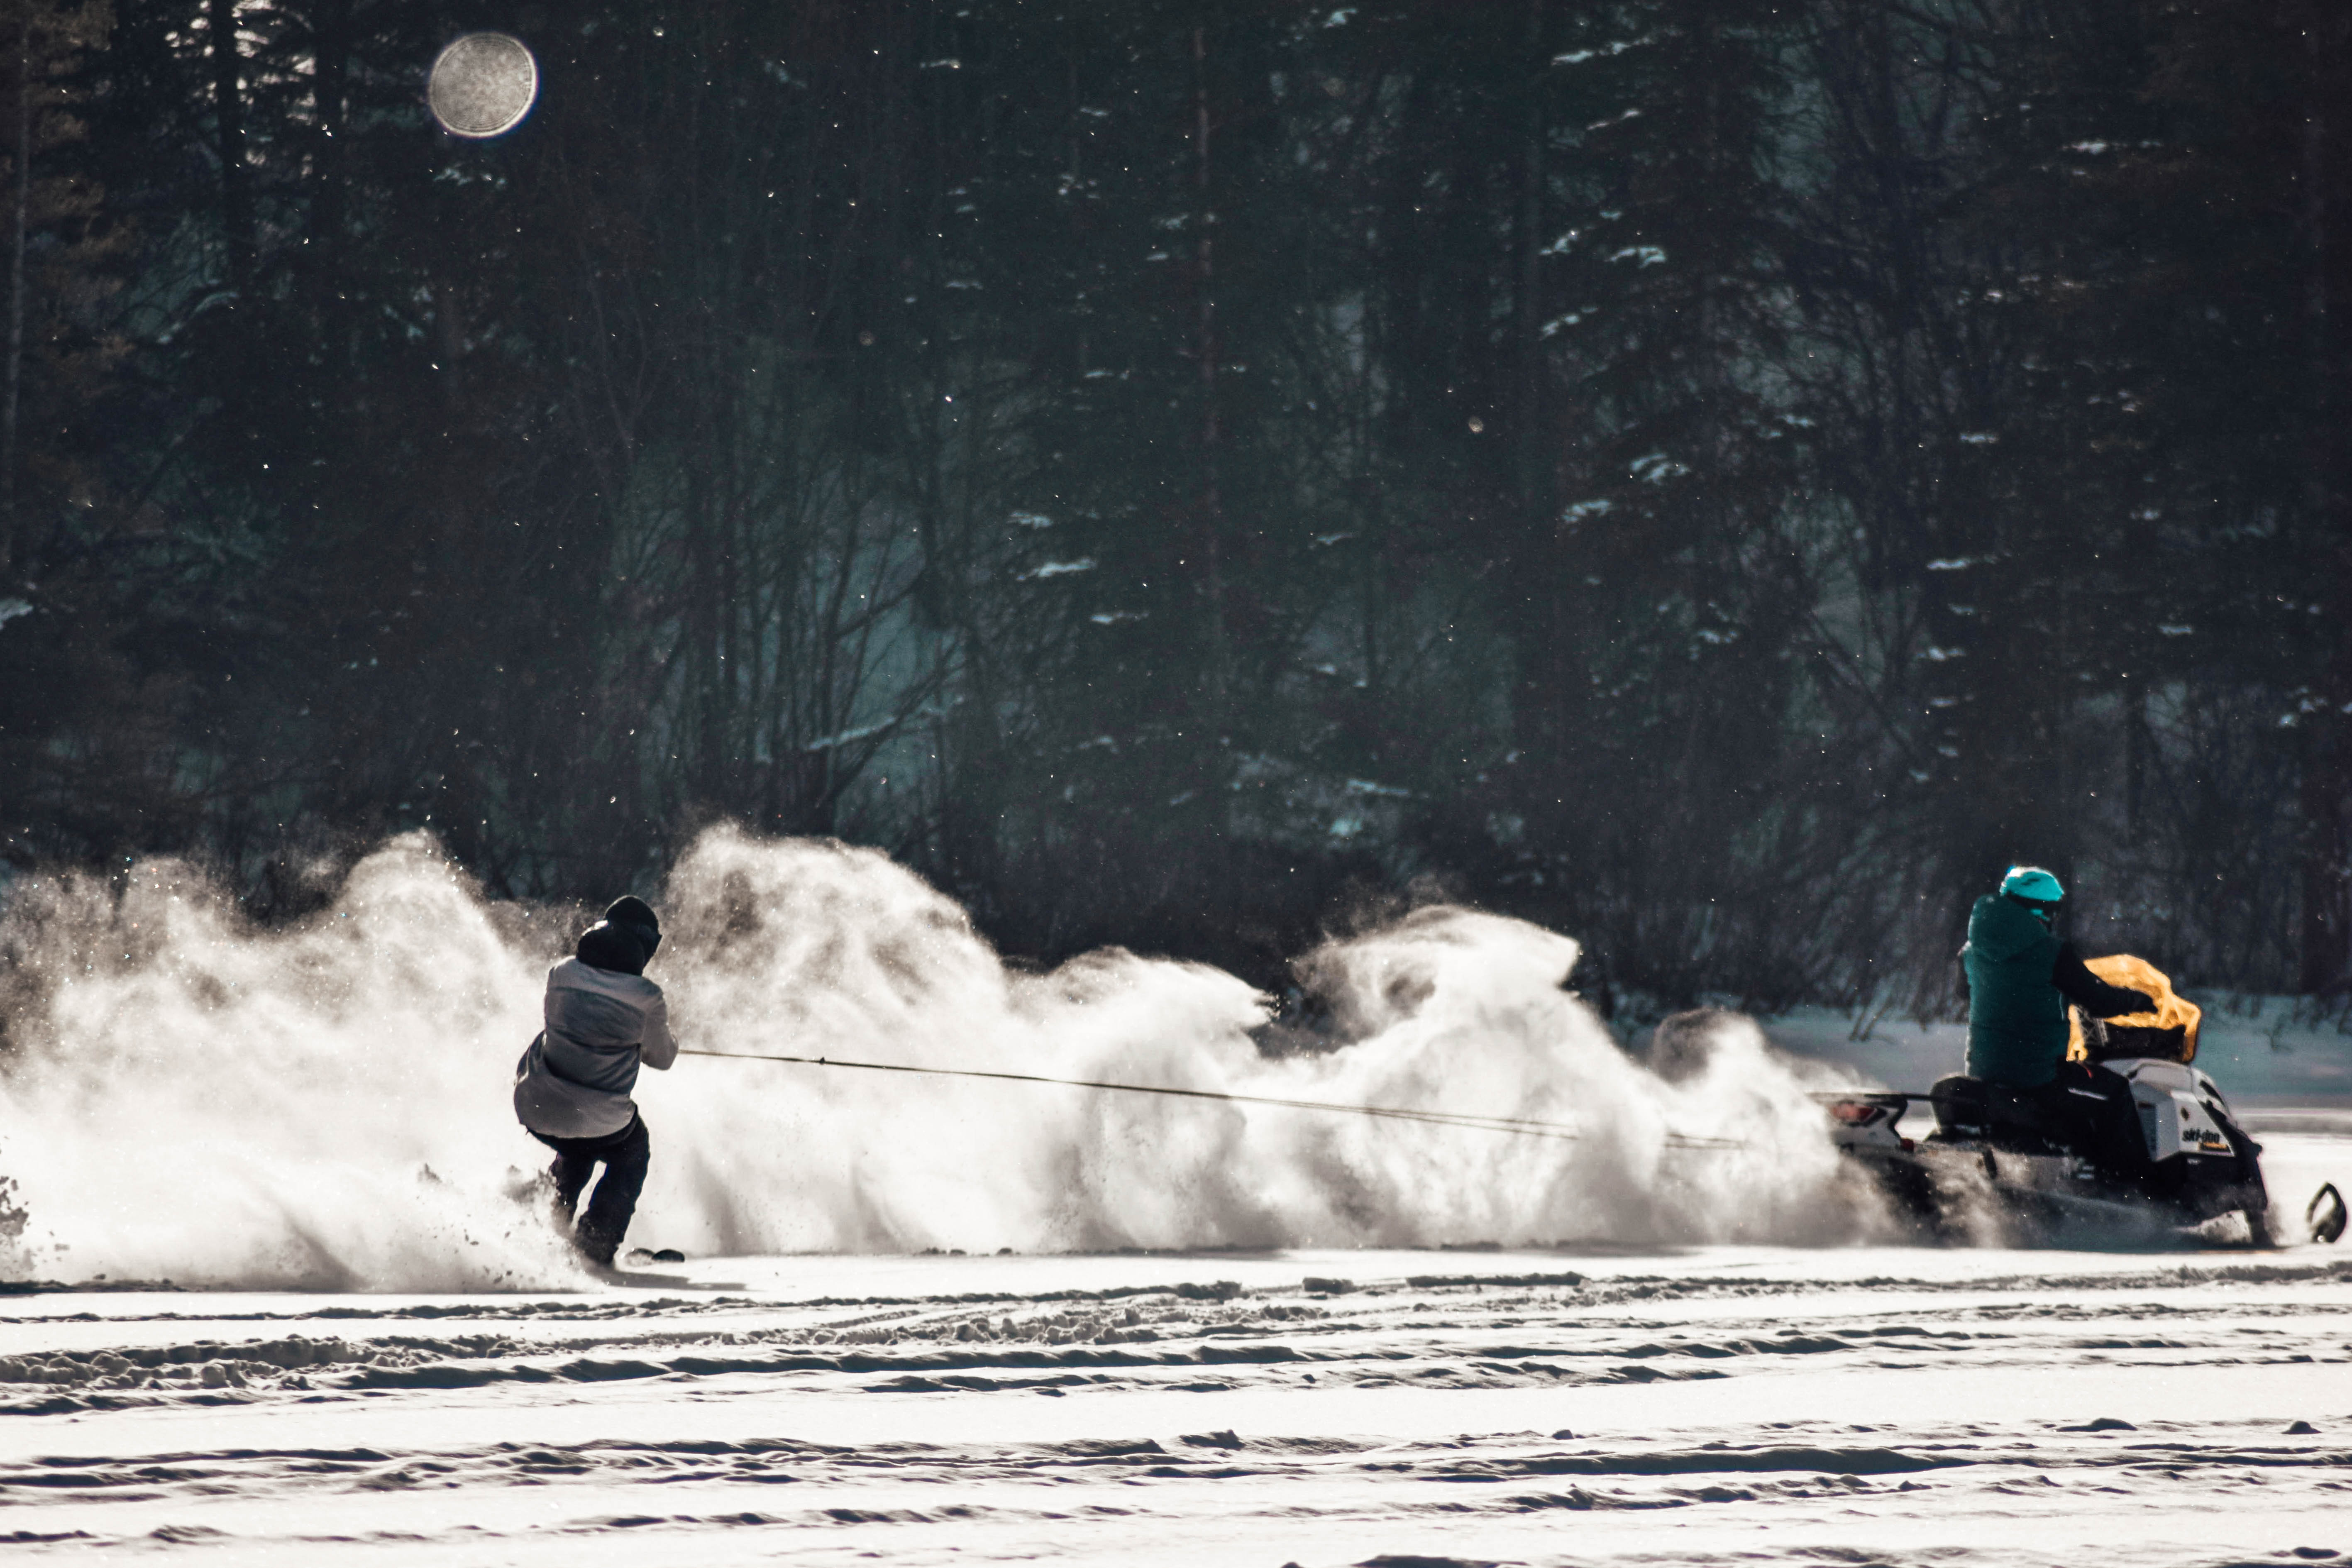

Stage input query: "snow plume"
[
  {"left": 0, "top": 828, "right": 1871, "bottom": 1289},
  {"left": 0, "top": 838, "right": 561, "bottom": 1290}
]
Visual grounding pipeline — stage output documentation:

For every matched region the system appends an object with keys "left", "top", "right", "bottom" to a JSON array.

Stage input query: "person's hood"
[
  {"left": 1967, "top": 892, "right": 2051, "bottom": 961},
  {"left": 576, "top": 919, "right": 650, "bottom": 975},
  {"left": 602, "top": 896, "right": 661, "bottom": 962}
]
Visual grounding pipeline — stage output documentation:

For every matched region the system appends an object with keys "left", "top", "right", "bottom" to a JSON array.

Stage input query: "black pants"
[
  {"left": 2031, "top": 1064, "right": 2149, "bottom": 1189},
  {"left": 529, "top": 1115, "right": 650, "bottom": 1265}
]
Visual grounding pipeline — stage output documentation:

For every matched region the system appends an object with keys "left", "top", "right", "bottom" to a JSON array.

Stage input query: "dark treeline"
[{"left": 1, "top": 0, "right": 2347, "bottom": 1012}]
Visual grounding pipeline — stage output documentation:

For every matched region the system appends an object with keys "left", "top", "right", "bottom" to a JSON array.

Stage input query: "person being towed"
[{"left": 513, "top": 896, "right": 678, "bottom": 1267}]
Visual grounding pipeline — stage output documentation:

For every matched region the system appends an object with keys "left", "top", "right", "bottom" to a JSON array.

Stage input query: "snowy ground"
[
  {"left": 3, "top": 1199, "right": 2350, "bottom": 1566},
  {"left": 4, "top": 842, "right": 2350, "bottom": 1562}
]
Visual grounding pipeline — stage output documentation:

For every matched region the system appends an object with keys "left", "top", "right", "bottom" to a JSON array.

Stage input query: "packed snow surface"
[{"left": 0, "top": 1242, "right": 2349, "bottom": 1564}]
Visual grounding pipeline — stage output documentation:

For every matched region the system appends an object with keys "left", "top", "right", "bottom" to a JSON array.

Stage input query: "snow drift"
[{"left": 0, "top": 828, "right": 1868, "bottom": 1289}]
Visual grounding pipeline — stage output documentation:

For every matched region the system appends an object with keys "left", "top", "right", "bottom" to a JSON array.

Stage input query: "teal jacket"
[
  {"left": 1963, "top": 894, "right": 2070, "bottom": 1087},
  {"left": 1961, "top": 894, "right": 2151, "bottom": 1087}
]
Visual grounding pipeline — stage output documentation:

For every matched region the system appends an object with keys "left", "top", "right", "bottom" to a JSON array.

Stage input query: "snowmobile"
[{"left": 1823, "top": 955, "right": 2349, "bottom": 1248}]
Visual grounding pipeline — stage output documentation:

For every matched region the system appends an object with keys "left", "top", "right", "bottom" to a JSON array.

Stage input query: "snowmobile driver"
[
  {"left": 1959, "top": 866, "right": 2156, "bottom": 1186},
  {"left": 513, "top": 896, "right": 677, "bottom": 1267}
]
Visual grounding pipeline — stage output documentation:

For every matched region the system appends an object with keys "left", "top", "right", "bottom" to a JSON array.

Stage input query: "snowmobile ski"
[{"left": 2311, "top": 1183, "right": 2348, "bottom": 1247}]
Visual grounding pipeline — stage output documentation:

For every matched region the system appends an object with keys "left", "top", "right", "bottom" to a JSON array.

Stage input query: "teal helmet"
[{"left": 2000, "top": 865, "right": 2064, "bottom": 904}]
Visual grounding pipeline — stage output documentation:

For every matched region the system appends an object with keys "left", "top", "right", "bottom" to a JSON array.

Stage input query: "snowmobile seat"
[{"left": 1929, "top": 1075, "right": 2065, "bottom": 1147}]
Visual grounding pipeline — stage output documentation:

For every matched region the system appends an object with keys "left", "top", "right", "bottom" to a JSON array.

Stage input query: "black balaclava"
[{"left": 2001, "top": 892, "right": 2061, "bottom": 930}]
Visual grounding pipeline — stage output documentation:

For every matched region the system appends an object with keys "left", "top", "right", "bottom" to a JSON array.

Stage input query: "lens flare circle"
[{"left": 427, "top": 32, "right": 538, "bottom": 139}]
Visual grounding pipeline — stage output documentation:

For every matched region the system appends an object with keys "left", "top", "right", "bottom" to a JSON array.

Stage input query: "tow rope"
[{"left": 677, "top": 1048, "right": 1744, "bottom": 1149}]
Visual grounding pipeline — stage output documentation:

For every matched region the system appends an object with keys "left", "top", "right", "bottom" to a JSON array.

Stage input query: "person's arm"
[
  {"left": 1954, "top": 944, "right": 1971, "bottom": 1007},
  {"left": 638, "top": 992, "right": 678, "bottom": 1070},
  {"left": 2051, "top": 944, "right": 2152, "bottom": 1018}
]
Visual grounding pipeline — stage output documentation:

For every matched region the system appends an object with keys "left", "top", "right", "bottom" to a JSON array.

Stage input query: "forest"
[{"left": 0, "top": 0, "right": 2345, "bottom": 1016}]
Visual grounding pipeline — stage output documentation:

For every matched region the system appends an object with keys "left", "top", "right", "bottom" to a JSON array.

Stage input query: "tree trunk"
[
  {"left": 210, "top": 0, "right": 252, "bottom": 290},
  {"left": 1, "top": 5, "right": 29, "bottom": 579},
  {"left": 1191, "top": 24, "right": 1227, "bottom": 707},
  {"left": 1513, "top": 0, "right": 1545, "bottom": 515},
  {"left": 2299, "top": 0, "right": 2352, "bottom": 992},
  {"left": 310, "top": 0, "right": 350, "bottom": 258}
]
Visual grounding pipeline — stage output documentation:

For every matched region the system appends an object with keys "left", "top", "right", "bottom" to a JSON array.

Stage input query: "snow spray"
[{"left": 0, "top": 827, "right": 1879, "bottom": 1290}]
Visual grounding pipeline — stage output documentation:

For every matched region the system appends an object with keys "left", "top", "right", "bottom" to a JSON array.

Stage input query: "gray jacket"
[{"left": 513, "top": 957, "right": 678, "bottom": 1139}]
